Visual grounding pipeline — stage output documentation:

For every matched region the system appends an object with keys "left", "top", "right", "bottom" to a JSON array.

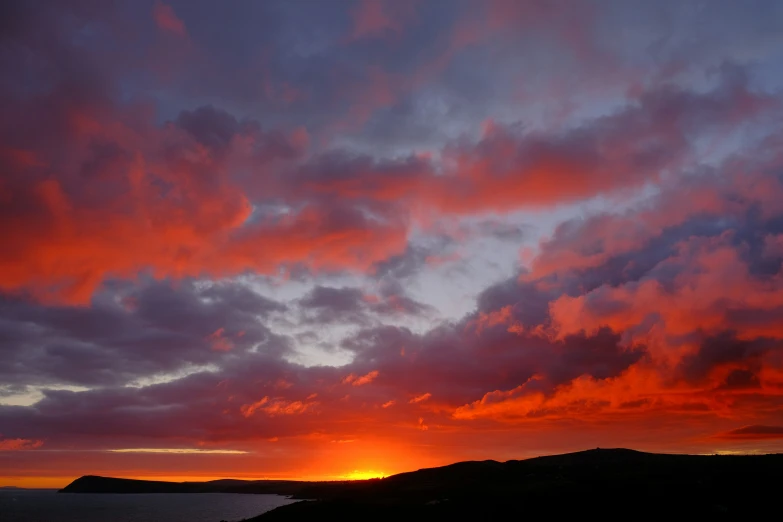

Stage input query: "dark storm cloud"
[
  {"left": 174, "top": 105, "right": 305, "bottom": 160},
  {"left": 0, "top": 311, "right": 642, "bottom": 446},
  {"left": 371, "top": 244, "right": 440, "bottom": 280},
  {"left": 297, "top": 284, "right": 433, "bottom": 325},
  {"left": 0, "top": 279, "right": 288, "bottom": 389},
  {"left": 368, "top": 219, "right": 526, "bottom": 282},
  {"left": 298, "top": 286, "right": 370, "bottom": 325}
]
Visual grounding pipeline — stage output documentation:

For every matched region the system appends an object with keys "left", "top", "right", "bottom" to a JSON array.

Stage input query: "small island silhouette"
[{"left": 60, "top": 448, "right": 782, "bottom": 520}]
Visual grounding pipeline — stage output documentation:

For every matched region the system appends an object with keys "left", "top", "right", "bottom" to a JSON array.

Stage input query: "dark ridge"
[
  {"left": 59, "top": 475, "right": 349, "bottom": 496},
  {"left": 60, "top": 449, "right": 783, "bottom": 520},
  {"left": 252, "top": 448, "right": 783, "bottom": 521}
]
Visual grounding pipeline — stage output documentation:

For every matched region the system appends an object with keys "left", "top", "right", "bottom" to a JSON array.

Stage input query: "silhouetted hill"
[
  {"left": 60, "top": 475, "right": 348, "bottom": 496},
  {"left": 253, "top": 448, "right": 783, "bottom": 521},
  {"left": 61, "top": 449, "right": 783, "bottom": 520}
]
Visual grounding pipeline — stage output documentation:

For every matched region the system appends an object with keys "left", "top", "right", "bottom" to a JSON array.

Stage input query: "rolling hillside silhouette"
[{"left": 62, "top": 448, "right": 783, "bottom": 520}]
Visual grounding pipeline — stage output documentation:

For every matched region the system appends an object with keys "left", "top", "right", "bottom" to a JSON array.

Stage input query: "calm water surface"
[{"left": 0, "top": 489, "right": 296, "bottom": 522}]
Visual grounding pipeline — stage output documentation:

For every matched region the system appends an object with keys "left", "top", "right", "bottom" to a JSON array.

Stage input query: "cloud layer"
[{"left": 2, "top": 0, "right": 783, "bottom": 485}]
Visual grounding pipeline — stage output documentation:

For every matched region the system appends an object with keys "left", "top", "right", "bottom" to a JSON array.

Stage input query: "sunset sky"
[{"left": 3, "top": 0, "right": 783, "bottom": 488}]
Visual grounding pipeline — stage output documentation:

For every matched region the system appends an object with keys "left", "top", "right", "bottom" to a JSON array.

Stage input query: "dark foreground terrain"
[{"left": 63, "top": 449, "right": 783, "bottom": 521}]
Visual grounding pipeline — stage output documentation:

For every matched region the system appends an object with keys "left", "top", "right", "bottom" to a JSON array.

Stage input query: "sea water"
[{"left": 0, "top": 489, "right": 296, "bottom": 522}]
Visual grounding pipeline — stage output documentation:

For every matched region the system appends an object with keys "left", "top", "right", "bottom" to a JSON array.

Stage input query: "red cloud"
[
  {"left": 0, "top": 101, "right": 410, "bottom": 304},
  {"left": 239, "top": 397, "right": 269, "bottom": 418},
  {"left": 343, "top": 370, "right": 380, "bottom": 386},
  {"left": 153, "top": 2, "right": 187, "bottom": 37},
  {"left": 0, "top": 64, "right": 772, "bottom": 305},
  {"left": 206, "top": 328, "right": 233, "bottom": 352},
  {"left": 302, "top": 70, "right": 774, "bottom": 219},
  {"left": 715, "top": 425, "right": 783, "bottom": 440},
  {"left": 240, "top": 397, "right": 319, "bottom": 418},
  {"left": 468, "top": 305, "right": 523, "bottom": 335},
  {"left": 0, "top": 438, "right": 43, "bottom": 451},
  {"left": 5, "top": 0, "right": 783, "bottom": 489},
  {"left": 350, "top": 0, "right": 400, "bottom": 40},
  {"left": 409, "top": 393, "right": 431, "bottom": 404},
  {"left": 548, "top": 232, "right": 783, "bottom": 341},
  {"left": 261, "top": 399, "right": 318, "bottom": 417}
]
